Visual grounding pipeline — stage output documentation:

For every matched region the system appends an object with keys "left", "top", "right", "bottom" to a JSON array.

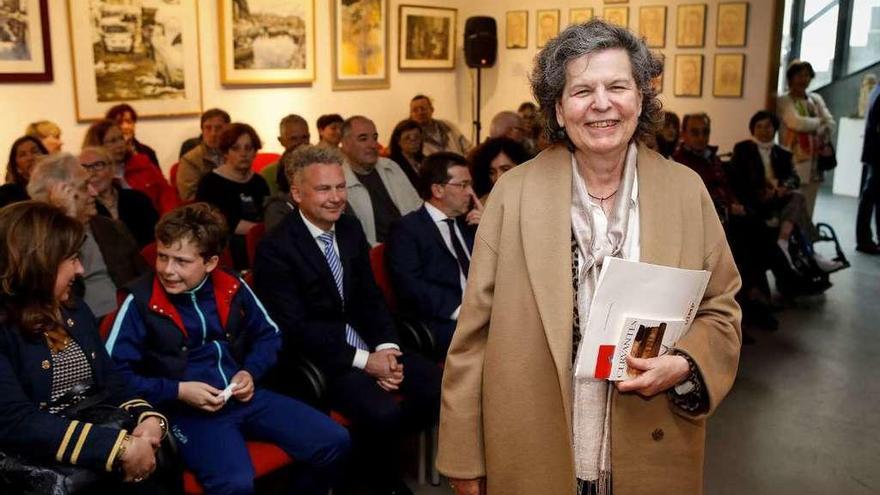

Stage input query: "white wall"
[
  {"left": 1, "top": 0, "right": 777, "bottom": 177},
  {"left": 457, "top": 0, "right": 778, "bottom": 153}
]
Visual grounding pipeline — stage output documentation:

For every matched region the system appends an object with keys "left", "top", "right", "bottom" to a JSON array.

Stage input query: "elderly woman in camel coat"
[{"left": 437, "top": 20, "right": 741, "bottom": 495}]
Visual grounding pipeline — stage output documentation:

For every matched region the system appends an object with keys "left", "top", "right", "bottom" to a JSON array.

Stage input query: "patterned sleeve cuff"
[{"left": 667, "top": 351, "right": 709, "bottom": 414}]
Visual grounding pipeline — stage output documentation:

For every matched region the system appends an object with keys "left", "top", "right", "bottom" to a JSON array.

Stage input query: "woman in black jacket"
[
  {"left": 0, "top": 135, "right": 47, "bottom": 208},
  {"left": 0, "top": 201, "right": 169, "bottom": 493}
]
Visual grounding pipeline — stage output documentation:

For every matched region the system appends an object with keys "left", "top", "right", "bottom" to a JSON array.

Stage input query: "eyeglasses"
[
  {"left": 444, "top": 180, "right": 472, "bottom": 190},
  {"left": 81, "top": 160, "right": 109, "bottom": 172}
]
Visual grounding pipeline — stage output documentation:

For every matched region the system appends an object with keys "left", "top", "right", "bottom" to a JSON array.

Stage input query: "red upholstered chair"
[
  {"left": 245, "top": 223, "right": 266, "bottom": 268},
  {"left": 252, "top": 153, "right": 280, "bottom": 174},
  {"left": 169, "top": 162, "right": 179, "bottom": 189},
  {"left": 369, "top": 243, "right": 397, "bottom": 313},
  {"left": 183, "top": 442, "right": 292, "bottom": 495}
]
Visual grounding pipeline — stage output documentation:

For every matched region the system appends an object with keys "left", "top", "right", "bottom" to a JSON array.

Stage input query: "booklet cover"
[{"left": 574, "top": 258, "right": 711, "bottom": 380}]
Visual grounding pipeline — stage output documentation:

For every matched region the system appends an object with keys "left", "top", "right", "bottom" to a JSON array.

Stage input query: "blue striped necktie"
[{"left": 318, "top": 231, "right": 368, "bottom": 351}]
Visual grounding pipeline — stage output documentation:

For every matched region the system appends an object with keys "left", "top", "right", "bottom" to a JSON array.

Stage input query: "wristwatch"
[{"left": 674, "top": 377, "right": 697, "bottom": 395}]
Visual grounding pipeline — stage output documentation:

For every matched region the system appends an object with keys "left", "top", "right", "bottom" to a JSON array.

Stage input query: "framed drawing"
[
  {"left": 603, "top": 7, "right": 629, "bottom": 28},
  {"left": 331, "top": 0, "right": 389, "bottom": 90},
  {"left": 506, "top": 10, "right": 528, "bottom": 49},
  {"left": 66, "top": 0, "right": 202, "bottom": 121},
  {"left": 218, "top": 0, "right": 315, "bottom": 85},
  {"left": 676, "top": 4, "right": 706, "bottom": 48},
  {"left": 674, "top": 54, "right": 703, "bottom": 97},
  {"left": 569, "top": 8, "right": 593, "bottom": 26},
  {"left": 652, "top": 52, "right": 665, "bottom": 93},
  {"left": 536, "top": 9, "right": 559, "bottom": 48},
  {"left": 399, "top": 5, "right": 455, "bottom": 70},
  {"left": 717, "top": 2, "right": 748, "bottom": 47},
  {"left": 713, "top": 53, "right": 744, "bottom": 97},
  {"left": 639, "top": 6, "right": 666, "bottom": 48},
  {"left": 0, "top": 0, "right": 52, "bottom": 82}
]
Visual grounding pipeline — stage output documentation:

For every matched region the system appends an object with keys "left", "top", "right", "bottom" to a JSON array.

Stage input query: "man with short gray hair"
[{"left": 261, "top": 113, "right": 312, "bottom": 195}]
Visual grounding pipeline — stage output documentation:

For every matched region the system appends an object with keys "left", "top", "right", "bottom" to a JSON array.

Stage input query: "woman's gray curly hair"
[{"left": 530, "top": 19, "right": 663, "bottom": 145}]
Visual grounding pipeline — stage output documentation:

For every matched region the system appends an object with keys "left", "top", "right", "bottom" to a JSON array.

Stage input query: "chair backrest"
[
  {"left": 369, "top": 243, "right": 397, "bottom": 312},
  {"left": 169, "top": 162, "right": 180, "bottom": 188},
  {"left": 245, "top": 223, "right": 266, "bottom": 268},
  {"left": 140, "top": 241, "right": 235, "bottom": 271},
  {"left": 252, "top": 153, "right": 281, "bottom": 174}
]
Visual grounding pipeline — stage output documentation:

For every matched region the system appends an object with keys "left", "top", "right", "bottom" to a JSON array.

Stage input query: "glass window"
[
  {"left": 847, "top": 1, "right": 880, "bottom": 74},
  {"left": 779, "top": 0, "right": 797, "bottom": 93},
  {"left": 803, "top": 0, "right": 836, "bottom": 21},
  {"left": 798, "top": 5, "right": 839, "bottom": 88}
]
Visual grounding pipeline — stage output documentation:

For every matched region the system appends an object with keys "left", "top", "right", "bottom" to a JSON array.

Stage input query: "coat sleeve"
[
  {"left": 105, "top": 295, "right": 182, "bottom": 406},
  {"left": 237, "top": 278, "right": 282, "bottom": 382},
  {"left": 778, "top": 95, "right": 821, "bottom": 133},
  {"left": 0, "top": 347, "right": 128, "bottom": 473},
  {"left": 436, "top": 184, "right": 504, "bottom": 479},
  {"left": 176, "top": 152, "right": 201, "bottom": 202},
  {"left": 674, "top": 184, "right": 742, "bottom": 420}
]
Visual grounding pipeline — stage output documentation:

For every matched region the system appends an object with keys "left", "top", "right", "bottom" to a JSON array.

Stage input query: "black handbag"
[{"left": 817, "top": 142, "right": 837, "bottom": 172}]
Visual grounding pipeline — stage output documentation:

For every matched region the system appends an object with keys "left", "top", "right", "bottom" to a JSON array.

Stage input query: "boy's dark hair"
[{"left": 155, "top": 203, "right": 228, "bottom": 259}]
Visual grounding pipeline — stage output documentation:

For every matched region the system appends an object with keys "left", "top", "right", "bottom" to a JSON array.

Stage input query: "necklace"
[{"left": 587, "top": 189, "right": 618, "bottom": 203}]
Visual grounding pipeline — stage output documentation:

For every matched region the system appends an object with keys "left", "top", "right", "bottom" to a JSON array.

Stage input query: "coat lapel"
[
  {"left": 417, "top": 206, "right": 455, "bottom": 261},
  {"left": 637, "top": 145, "right": 683, "bottom": 267},
  {"left": 520, "top": 145, "right": 575, "bottom": 422},
  {"left": 290, "top": 210, "right": 344, "bottom": 306}
]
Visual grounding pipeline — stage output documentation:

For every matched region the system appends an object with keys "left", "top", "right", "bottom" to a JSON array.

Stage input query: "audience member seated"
[
  {"left": 105, "top": 203, "right": 350, "bottom": 495},
  {"left": 195, "top": 123, "right": 269, "bottom": 270},
  {"left": 386, "top": 152, "right": 478, "bottom": 356},
  {"left": 83, "top": 120, "right": 179, "bottom": 214},
  {"left": 178, "top": 108, "right": 231, "bottom": 201},
  {"left": 387, "top": 119, "right": 424, "bottom": 190},
  {"left": 656, "top": 111, "right": 681, "bottom": 158},
  {"left": 468, "top": 136, "right": 530, "bottom": 204},
  {"left": 80, "top": 146, "right": 159, "bottom": 248},
  {"left": 489, "top": 110, "right": 535, "bottom": 156},
  {"left": 263, "top": 148, "right": 298, "bottom": 233},
  {"left": 316, "top": 113, "right": 344, "bottom": 148},
  {"left": 341, "top": 116, "right": 422, "bottom": 246},
  {"left": 105, "top": 103, "right": 160, "bottom": 169},
  {"left": 261, "top": 114, "right": 311, "bottom": 195},
  {"left": 28, "top": 153, "right": 148, "bottom": 319},
  {"left": 409, "top": 94, "right": 471, "bottom": 155},
  {"left": 517, "top": 101, "right": 542, "bottom": 142},
  {"left": 0, "top": 201, "right": 171, "bottom": 494},
  {"left": 730, "top": 110, "right": 842, "bottom": 273},
  {"left": 24, "top": 120, "right": 63, "bottom": 153},
  {"left": 254, "top": 145, "right": 441, "bottom": 495},
  {"left": 1, "top": 135, "right": 46, "bottom": 207}
]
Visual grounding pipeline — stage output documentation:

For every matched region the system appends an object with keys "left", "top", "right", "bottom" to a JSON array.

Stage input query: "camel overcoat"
[{"left": 437, "top": 144, "right": 742, "bottom": 494}]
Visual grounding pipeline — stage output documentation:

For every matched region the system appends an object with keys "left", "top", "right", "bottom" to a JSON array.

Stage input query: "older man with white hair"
[{"left": 27, "top": 152, "right": 147, "bottom": 318}]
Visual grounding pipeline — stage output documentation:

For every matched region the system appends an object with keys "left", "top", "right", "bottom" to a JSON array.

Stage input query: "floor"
[{"left": 409, "top": 190, "right": 880, "bottom": 495}]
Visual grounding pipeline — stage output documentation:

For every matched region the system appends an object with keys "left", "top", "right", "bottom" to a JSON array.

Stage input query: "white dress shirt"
[
  {"left": 423, "top": 202, "right": 470, "bottom": 320},
  {"left": 299, "top": 210, "right": 399, "bottom": 369}
]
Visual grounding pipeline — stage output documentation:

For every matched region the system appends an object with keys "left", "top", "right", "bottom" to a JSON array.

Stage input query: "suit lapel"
[
  {"left": 638, "top": 145, "right": 683, "bottom": 267},
  {"left": 417, "top": 206, "right": 455, "bottom": 260},
  {"left": 290, "top": 210, "right": 343, "bottom": 305},
  {"left": 520, "top": 145, "right": 575, "bottom": 423}
]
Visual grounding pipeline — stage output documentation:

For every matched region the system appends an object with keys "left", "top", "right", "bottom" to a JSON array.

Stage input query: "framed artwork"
[
  {"left": 536, "top": 9, "right": 559, "bottom": 48},
  {"left": 66, "top": 0, "right": 202, "bottom": 121},
  {"left": 569, "top": 8, "right": 593, "bottom": 26},
  {"left": 676, "top": 4, "right": 706, "bottom": 48},
  {"left": 218, "top": 0, "right": 315, "bottom": 85},
  {"left": 639, "top": 6, "right": 666, "bottom": 48},
  {"left": 0, "top": 0, "right": 52, "bottom": 82},
  {"left": 674, "top": 54, "right": 703, "bottom": 97},
  {"left": 713, "top": 53, "right": 744, "bottom": 97},
  {"left": 604, "top": 0, "right": 628, "bottom": 3},
  {"left": 716, "top": 2, "right": 749, "bottom": 47},
  {"left": 398, "top": 5, "right": 455, "bottom": 70},
  {"left": 652, "top": 52, "right": 665, "bottom": 93},
  {"left": 506, "top": 10, "right": 528, "bottom": 49},
  {"left": 331, "top": 0, "right": 389, "bottom": 90},
  {"left": 603, "top": 7, "right": 629, "bottom": 28}
]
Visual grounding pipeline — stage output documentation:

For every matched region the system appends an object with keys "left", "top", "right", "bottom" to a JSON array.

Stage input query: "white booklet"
[{"left": 574, "top": 257, "right": 711, "bottom": 381}]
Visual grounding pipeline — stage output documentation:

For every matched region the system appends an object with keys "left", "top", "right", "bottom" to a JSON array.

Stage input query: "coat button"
[
  {"left": 91, "top": 352, "right": 96, "bottom": 359},
  {"left": 651, "top": 428, "right": 664, "bottom": 441},
  {"left": 66, "top": 318, "right": 75, "bottom": 327},
  {"left": 181, "top": 346, "right": 187, "bottom": 351},
  {"left": 41, "top": 360, "right": 51, "bottom": 370},
  {"left": 225, "top": 333, "right": 232, "bottom": 340}
]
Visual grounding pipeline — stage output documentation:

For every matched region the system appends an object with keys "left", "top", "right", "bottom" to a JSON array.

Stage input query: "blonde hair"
[{"left": 25, "top": 120, "right": 61, "bottom": 139}]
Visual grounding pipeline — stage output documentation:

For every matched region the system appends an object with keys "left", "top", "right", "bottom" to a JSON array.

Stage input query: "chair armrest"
[
  {"left": 396, "top": 317, "right": 438, "bottom": 360},
  {"left": 265, "top": 353, "right": 329, "bottom": 411}
]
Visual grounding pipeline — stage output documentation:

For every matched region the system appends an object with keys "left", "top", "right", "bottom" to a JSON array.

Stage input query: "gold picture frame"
[
  {"left": 506, "top": 10, "right": 528, "bottom": 49},
  {"left": 330, "top": 0, "right": 389, "bottom": 90},
  {"left": 676, "top": 4, "right": 707, "bottom": 48},
  {"left": 536, "top": 9, "right": 560, "bottom": 48},
  {"left": 674, "top": 54, "right": 703, "bottom": 97},
  {"left": 569, "top": 8, "right": 594, "bottom": 26},
  {"left": 603, "top": 7, "right": 629, "bottom": 28},
  {"left": 604, "top": 0, "right": 628, "bottom": 3},
  {"left": 716, "top": 2, "right": 749, "bottom": 47},
  {"left": 0, "top": 0, "right": 53, "bottom": 82},
  {"left": 713, "top": 53, "right": 745, "bottom": 97},
  {"left": 218, "top": 0, "right": 315, "bottom": 86},
  {"left": 398, "top": 5, "right": 456, "bottom": 70},
  {"left": 639, "top": 6, "right": 667, "bottom": 48},
  {"left": 66, "top": 0, "right": 203, "bottom": 121},
  {"left": 652, "top": 52, "right": 665, "bottom": 93}
]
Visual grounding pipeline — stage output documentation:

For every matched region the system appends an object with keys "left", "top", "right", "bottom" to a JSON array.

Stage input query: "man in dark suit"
[
  {"left": 857, "top": 82, "right": 880, "bottom": 254},
  {"left": 386, "top": 152, "right": 478, "bottom": 356},
  {"left": 253, "top": 145, "right": 441, "bottom": 495}
]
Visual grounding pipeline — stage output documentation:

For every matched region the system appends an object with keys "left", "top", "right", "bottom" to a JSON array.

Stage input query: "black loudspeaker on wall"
[{"left": 464, "top": 16, "right": 497, "bottom": 68}]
